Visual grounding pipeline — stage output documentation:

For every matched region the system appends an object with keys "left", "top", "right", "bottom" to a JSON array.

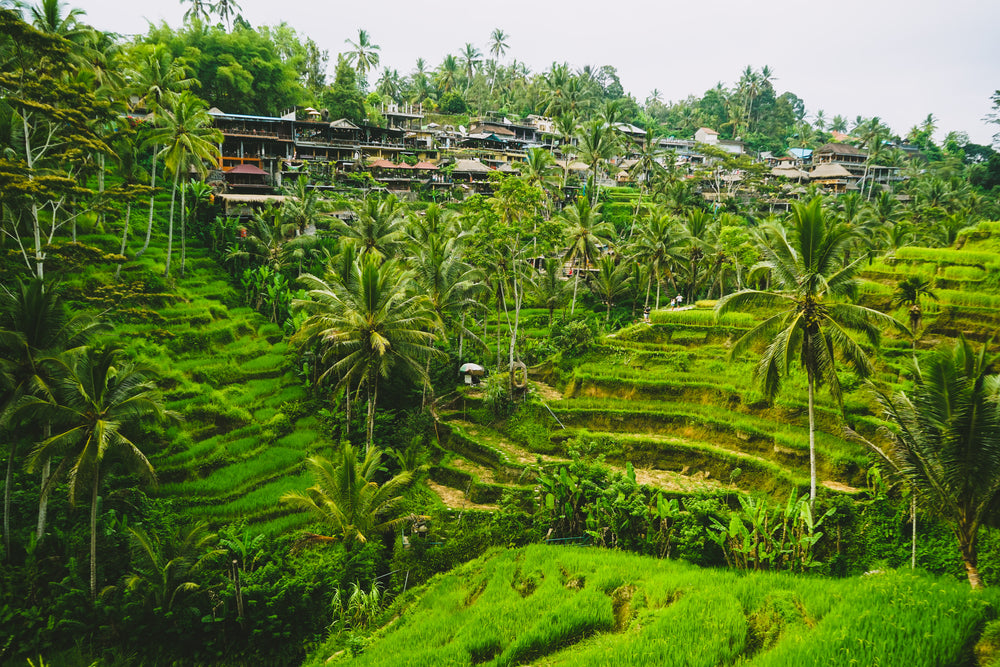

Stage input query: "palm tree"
[
  {"left": 0, "top": 278, "right": 107, "bottom": 552},
  {"left": 892, "top": 276, "right": 937, "bottom": 336},
  {"left": 488, "top": 28, "right": 508, "bottom": 93},
  {"left": 345, "top": 29, "right": 380, "bottom": 89},
  {"left": 460, "top": 43, "right": 481, "bottom": 92},
  {"left": 339, "top": 194, "right": 405, "bottom": 260},
  {"left": 28, "top": 345, "right": 169, "bottom": 597},
  {"left": 147, "top": 91, "right": 221, "bottom": 278},
  {"left": 294, "top": 255, "right": 443, "bottom": 449},
  {"left": 110, "top": 125, "right": 150, "bottom": 280},
  {"left": 409, "top": 233, "right": 482, "bottom": 353},
  {"left": 434, "top": 54, "right": 460, "bottom": 94},
  {"left": 574, "top": 119, "right": 618, "bottom": 203},
  {"left": 29, "top": 0, "right": 90, "bottom": 47},
  {"left": 281, "top": 444, "right": 416, "bottom": 549},
  {"left": 127, "top": 46, "right": 195, "bottom": 260},
  {"left": 590, "top": 255, "right": 632, "bottom": 321},
  {"left": 124, "top": 521, "right": 221, "bottom": 612},
  {"left": 629, "top": 207, "right": 684, "bottom": 309},
  {"left": 851, "top": 338, "right": 1000, "bottom": 588},
  {"left": 180, "top": 0, "right": 212, "bottom": 24},
  {"left": 716, "top": 197, "right": 908, "bottom": 509},
  {"left": 213, "top": 0, "right": 243, "bottom": 31},
  {"left": 560, "top": 197, "right": 614, "bottom": 314},
  {"left": 531, "top": 257, "right": 570, "bottom": 325}
]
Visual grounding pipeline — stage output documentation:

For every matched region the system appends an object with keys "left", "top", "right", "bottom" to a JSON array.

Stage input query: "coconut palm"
[
  {"left": 339, "top": 194, "right": 406, "bottom": 261},
  {"left": 574, "top": 119, "right": 618, "bottom": 203},
  {"left": 629, "top": 207, "right": 684, "bottom": 309},
  {"left": 892, "top": 276, "right": 937, "bottom": 335},
  {"left": 127, "top": 46, "right": 195, "bottom": 260},
  {"left": 28, "top": 345, "right": 169, "bottom": 597},
  {"left": 294, "top": 255, "right": 443, "bottom": 449},
  {"left": 180, "top": 0, "right": 212, "bottom": 24},
  {"left": 147, "top": 91, "right": 221, "bottom": 278},
  {"left": 434, "top": 54, "right": 460, "bottom": 94},
  {"left": 560, "top": 197, "right": 614, "bottom": 314},
  {"left": 124, "top": 521, "right": 221, "bottom": 612},
  {"left": 460, "top": 43, "right": 481, "bottom": 92},
  {"left": 531, "top": 257, "right": 570, "bottom": 325},
  {"left": 345, "top": 29, "right": 380, "bottom": 89},
  {"left": 590, "top": 255, "right": 632, "bottom": 321},
  {"left": 488, "top": 28, "right": 508, "bottom": 93},
  {"left": 0, "top": 278, "right": 107, "bottom": 552},
  {"left": 851, "top": 338, "right": 1000, "bottom": 588},
  {"left": 716, "top": 197, "right": 909, "bottom": 509},
  {"left": 281, "top": 444, "right": 416, "bottom": 549},
  {"left": 213, "top": 0, "right": 242, "bottom": 31},
  {"left": 409, "top": 233, "right": 482, "bottom": 353}
]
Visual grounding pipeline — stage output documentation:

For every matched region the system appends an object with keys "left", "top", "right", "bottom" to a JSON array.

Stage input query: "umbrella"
[{"left": 459, "top": 363, "right": 485, "bottom": 376}]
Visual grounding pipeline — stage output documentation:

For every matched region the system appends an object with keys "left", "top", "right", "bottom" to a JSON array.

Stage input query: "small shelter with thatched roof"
[{"left": 809, "top": 163, "right": 854, "bottom": 193}]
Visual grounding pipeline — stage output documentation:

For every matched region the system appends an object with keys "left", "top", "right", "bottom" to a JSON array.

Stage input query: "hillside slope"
[{"left": 309, "top": 544, "right": 998, "bottom": 666}]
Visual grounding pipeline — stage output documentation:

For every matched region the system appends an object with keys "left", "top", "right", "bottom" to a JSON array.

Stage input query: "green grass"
[
  {"left": 895, "top": 246, "right": 1000, "bottom": 267},
  {"left": 307, "top": 545, "right": 998, "bottom": 667}
]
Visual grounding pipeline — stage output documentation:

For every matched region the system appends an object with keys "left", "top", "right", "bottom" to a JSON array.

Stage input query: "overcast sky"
[{"left": 72, "top": 0, "right": 1000, "bottom": 146}]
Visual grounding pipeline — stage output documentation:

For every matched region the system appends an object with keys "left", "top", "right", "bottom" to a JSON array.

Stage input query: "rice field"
[{"left": 311, "top": 545, "right": 999, "bottom": 667}]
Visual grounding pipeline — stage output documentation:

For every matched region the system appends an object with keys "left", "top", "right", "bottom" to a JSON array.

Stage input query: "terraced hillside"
[
  {"left": 305, "top": 544, "right": 1000, "bottom": 666},
  {"left": 428, "top": 221, "right": 1000, "bottom": 514},
  {"left": 64, "top": 228, "right": 329, "bottom": 536},
  {"left": 428, "top": 306, "right": 881, "bottom": 510}
]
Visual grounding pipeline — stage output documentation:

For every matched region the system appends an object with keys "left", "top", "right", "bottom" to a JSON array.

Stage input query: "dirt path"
[
  {"left": 447, "top": 420, "right": 723, "bottom": 494},
  {"left": 427, "top": 480, "right": 498, "bottom": 510},
  {"left": 530, "top": 380, "right": 564, "bottom": 401}
]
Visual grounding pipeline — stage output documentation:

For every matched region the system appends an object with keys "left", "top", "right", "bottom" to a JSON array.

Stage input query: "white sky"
[{"left": 72, "top": 0, "right": 1000, "bottom": 146}]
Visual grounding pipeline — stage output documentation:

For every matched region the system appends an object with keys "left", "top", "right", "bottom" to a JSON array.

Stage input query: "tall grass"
[
  {"left": 309, "top": 545, "right": 998, "bottom": 667},
  {"left": 895, "top": 246, "right": 1000, "bottom": 266}
]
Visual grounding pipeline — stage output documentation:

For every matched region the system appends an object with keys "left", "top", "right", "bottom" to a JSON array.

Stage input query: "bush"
[{"left": 439, "top": 92, "right": 467, "bottom": 114}]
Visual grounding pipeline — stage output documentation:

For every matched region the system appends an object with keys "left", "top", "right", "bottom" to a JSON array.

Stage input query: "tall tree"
[
  {"left": 590, "top": 255, "right": 632, "bottom": 321},
  {"left": 716, "top": 197, "right": 908, "bottom": 509},
  {"left": 28, "top": 345, "right": 169, "bottom": 598},
  {"left": 488, "top": 28, "right": 508, "bottom": 93},
  {"left": 574, "top": 119, "right": 618, "bottom": 203},
  {"left": 339, "top": 194, "right": 405, "bottom": 260},
  {"left": 560, "top": 197, "right": 614, "bottom": 314},
  {"left": 344, "top": 29, "right": 380, "bottom": 90},
  {"left": 180, "top": 0, "right": 212, "bottom": 24},
  {"left": 126, "top": 44, "right": 195, "bottom": 260},
  {"left": 0, "top": 278, "right": 107, "bottom": 552},
  {"left": 147, "top": 91, "right": 221, "bottom": 278},
  {"left": 852, "top": 338, "right": 1000, "bottom": 588},
  {"left": 213, "top": 0, "right": 243, "bottom": 31},
  {"left": 0, "top": 10, "right": 113, "bottom": 279},
  {"left": 294, "top": 255, "right": 443, "bottom": 449},
  {"left": 460, "top": 42, "right": 481, "bottom": 92}
]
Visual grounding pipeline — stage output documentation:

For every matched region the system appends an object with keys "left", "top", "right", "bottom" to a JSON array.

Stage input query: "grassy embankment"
[{"left": 305, "top": 544, "right": 1000, "bottom": 666}]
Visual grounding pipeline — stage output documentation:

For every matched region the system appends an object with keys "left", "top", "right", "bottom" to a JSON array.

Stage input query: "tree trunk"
[
  {"left": 115, "top": 202, "right": 132, "bottom": 280},
  {"left": 164, "top": 167, "right": 179, "bottom": 278},
  {"left": 180, "top": 177, "right": 187, "bottom": 277},
  {"left": 571, "top": 270, "right": 579, "bottom": 315},
  {"left": 807, "top": 368, "right": 817, "bottom": 513},
  {"left": 960, "top": 531, "right": 982, "bottom": 589},
  {"left": 35, "top": 462, "right": 50, "bottom": 544},
  {"left": 90, "top": 462, "right": 100, "bottom": 599},
  {"left": 3, "top": 441, "right": 14, "bottom": 558},
  {"left": 911, "top": 496, "right": 917, "bottom": 569},
  {"left": 136, "top": 147, "right": 158, "bottom": 258},
  {"left": 366, "top": 380, "right": 378, "bottom": 453},
  {"left": 458, "top": 312, "right": 466, "bottom": 360}
]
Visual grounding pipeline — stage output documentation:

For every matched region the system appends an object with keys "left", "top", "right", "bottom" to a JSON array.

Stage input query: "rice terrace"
[{"left": 3, "top": 0, "right": 1000, "bottom": 665}]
